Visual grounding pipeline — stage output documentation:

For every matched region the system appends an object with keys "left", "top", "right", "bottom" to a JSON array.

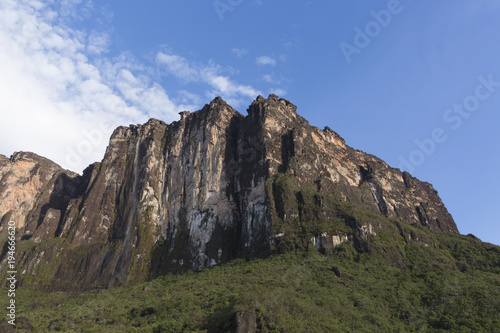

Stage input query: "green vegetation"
[{"left": 14, "top": 227, "right": 500, "bottom": 332}]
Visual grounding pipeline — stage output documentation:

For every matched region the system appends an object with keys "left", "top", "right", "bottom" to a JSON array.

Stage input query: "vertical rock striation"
[{"left": 0, "top": 95, "right": 458, "bottom": 290}]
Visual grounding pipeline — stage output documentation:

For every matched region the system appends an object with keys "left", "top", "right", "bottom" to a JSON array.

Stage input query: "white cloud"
[
  {"left": 155, "top": 53, "right": 199, "bottom": 83},
  {"left": 231, "top": 48, "right": 248, "bottom": 57},
  {"left": 58, "top": 0, "right": 94, "bottom": 20},
  {"left": 0, "top": 0, "right": 182, "bottom": 173},
  {"left": 157, "top": 51, "right": 261, "bottom": 105},
  {"left": 87, "top": 30, "right": 110, "bottom": 54},
  {"left": 0, "top": 0, "right": 261, "bottom": 173},
  {"left": 256, "top": 55, "right": 276, "bottom": 66}
]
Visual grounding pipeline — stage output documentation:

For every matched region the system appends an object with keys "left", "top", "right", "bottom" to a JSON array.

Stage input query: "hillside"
[
  {"left": 8, "top": 226, "right": 500, "bottom": 332},
  {"left": 0, "top": 95, "right": 499, "bottom": 332}
]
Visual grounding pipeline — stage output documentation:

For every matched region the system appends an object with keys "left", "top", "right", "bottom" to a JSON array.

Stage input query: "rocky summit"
[{"left": 0, "top": 95, "right": 458, "bottom": 291}]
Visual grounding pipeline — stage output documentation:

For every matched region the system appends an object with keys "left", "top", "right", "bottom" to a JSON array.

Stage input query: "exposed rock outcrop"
[
  {"left": 0, "top": 95, "right": 458, "bottom": 290},
  {"left": 231, "top": 310, "right": 257, "bottom": 333},
  {"left": 0, "top": 152, "right": 83, "bottom": 238}
]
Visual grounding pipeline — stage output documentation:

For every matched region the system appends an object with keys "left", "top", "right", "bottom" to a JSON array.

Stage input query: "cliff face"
[
  {"left": 0, "top": 95, "right": 458, "bottom": 290},
  {"left": 0, "top": 152, "right": 83, "bottom": 239}
]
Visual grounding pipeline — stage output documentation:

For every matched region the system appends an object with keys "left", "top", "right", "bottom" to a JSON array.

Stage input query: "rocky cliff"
[{"left": 0, "top": 95, "right": 458, "bottom": 290}]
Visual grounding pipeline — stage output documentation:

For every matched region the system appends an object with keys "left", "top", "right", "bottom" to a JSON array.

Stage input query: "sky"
[{"left": 0, "top": 0, "right": 499, "bottom": 245}]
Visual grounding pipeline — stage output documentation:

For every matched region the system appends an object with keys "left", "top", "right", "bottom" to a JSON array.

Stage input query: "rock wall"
[{"left": 0, "top": 95, "right": 458, "bottom": 290}]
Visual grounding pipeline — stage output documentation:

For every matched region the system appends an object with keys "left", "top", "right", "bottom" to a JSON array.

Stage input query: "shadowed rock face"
[{"left": 0, "top": 95, "right": 458, "bottom": 290}]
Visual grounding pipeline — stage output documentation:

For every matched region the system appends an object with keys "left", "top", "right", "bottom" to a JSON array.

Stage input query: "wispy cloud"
[
  {"left": 0, "top": 0, "right": 261, "bottom": 173},
  {"left": 256, "top": 55, "right": 276, "bottom": 66},
  {"left": 154, "top": 53, "right": 200, "bottom": 83},
  {"left": 156, "top": 51, "right": 261, "bottom": 105},
  {"left": 262, "top": 74, "right": 274, "bottom": 83},
  {"left": 0, "top": 0, "right": 182, "bottom": 172},
  {"left": 231, "top": 48, "right": 248, "bottom": 57},
  {"left": 261, "top": 74, "right": 287, "bottom": 96},
  {"left": 262, "top": 73, "right": 283, "bottom": 85},
  {"left": 87, "top": 30, "right": 111, "bottom": 55}
]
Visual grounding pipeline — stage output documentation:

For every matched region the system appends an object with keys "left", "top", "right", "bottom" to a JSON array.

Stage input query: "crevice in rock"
[
  {"left": 279, "top": 129, "right": 295, "bottom": 172},
  {"left": 402, "top": 171, "right": 412, "bottom": 188},
  {"left": 416, "top": 204, "right": 429, "bottom": 227},
  {"left": 370, "top": 182, "right": 388, "bottom": 216},
  {"left": 359, "top": 165, "right": 374, "bottom": 184}
]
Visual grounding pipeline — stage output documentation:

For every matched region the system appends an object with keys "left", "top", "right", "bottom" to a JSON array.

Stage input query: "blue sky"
[{"left": 0, "top": 0, "right": 499, "bottom": 245}]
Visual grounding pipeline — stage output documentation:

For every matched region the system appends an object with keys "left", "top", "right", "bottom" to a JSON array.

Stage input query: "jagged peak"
[
  {"left": 203, "top": 96, "right": 232, "bottom": 112},
  {"left": 210, "top": 96, "right": 227, "bottom": 105},
  {"left": 193, "top": 96, "right": 243, "bottom": 120},
  {"left": 252, "top": 94, "right": 296, "bottom": 111},
  {"left": 145, "top": 118, "right": 166, "bottom": 126},
  {"left": 179, "top": 111, "right": 191, "bottom": 120},
  {"left": 247, "top": 94, "right": 299, "bottom": 125}
]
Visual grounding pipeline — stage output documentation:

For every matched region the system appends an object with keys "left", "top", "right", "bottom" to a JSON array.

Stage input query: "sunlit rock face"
[
  {"left": 0, "top": 95, "right": 458, "bottom": 290},
  {"left": 0, "top": 152, "right": 83, "bottom": 237}
]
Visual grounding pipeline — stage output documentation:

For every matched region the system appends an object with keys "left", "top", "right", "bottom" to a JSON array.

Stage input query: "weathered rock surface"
[
  {"left": 231, "top": 310, "right": 257, "bottom": 333},
  {"left": 0, "top": 95, "right": 459, "bottom": 290},
  {"left": 0, "top": 152, "right": 82, "bottom": 237}
]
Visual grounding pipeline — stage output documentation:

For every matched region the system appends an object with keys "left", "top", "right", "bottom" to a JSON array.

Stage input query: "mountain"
[{"left": 0, "top": 95, "right": 461, "bottom": 291}]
